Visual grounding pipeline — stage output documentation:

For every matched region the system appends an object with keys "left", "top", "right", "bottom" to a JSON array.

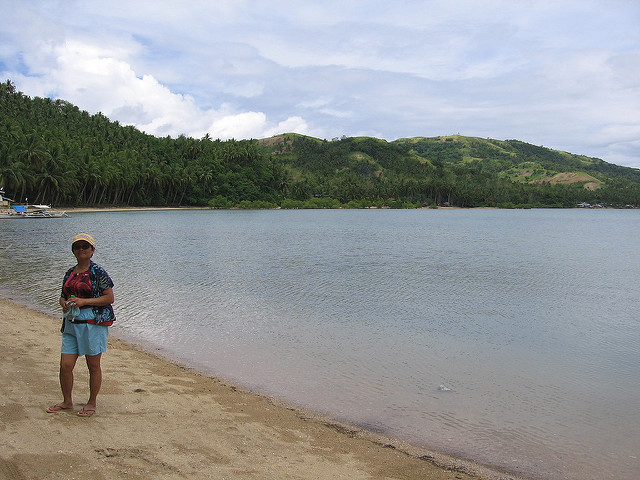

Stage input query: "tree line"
[
  {"left": 1, "top": 79, "right": 639, "bottom": 209},
  {"left": 0, "top": 80, "right": 284, "bottom": 208}
]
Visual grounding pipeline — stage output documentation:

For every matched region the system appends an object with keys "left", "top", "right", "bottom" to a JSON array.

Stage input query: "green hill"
[
  {"left": 258, "top": 133, "right": 640, "bottom": 208},
  {"left": 1, "top": 79, "right": 639, "bottom": 209},
  {"left": 394, "top": 135, "right": 640, "bottom": 184}
]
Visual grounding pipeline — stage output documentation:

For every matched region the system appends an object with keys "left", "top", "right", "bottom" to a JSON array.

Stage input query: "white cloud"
[
  {"left": 7, "top": 38, "right": 307, "bottom": 140},
  {"left": 206, "top": 112, "right": 268, "bottom": 140}
]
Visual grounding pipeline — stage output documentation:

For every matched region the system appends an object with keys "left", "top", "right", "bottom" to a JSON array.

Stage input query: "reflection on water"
[{"left": 1, "top": 209, "right": 639, "bottom": 480}]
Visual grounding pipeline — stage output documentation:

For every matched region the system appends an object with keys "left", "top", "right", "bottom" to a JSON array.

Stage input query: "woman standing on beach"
[{"left": 47, "top": 233, "right": 115, "bottom": 417}]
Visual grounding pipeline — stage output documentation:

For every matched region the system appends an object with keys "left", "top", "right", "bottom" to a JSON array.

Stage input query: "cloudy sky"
[{"left": 1, "top": 0, "right": 639, "bottom": 168}]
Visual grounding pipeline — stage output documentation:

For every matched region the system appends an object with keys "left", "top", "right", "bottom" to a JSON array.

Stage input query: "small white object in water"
[{"left": 438, "top": 384, "right": 452, "bottom": 392}]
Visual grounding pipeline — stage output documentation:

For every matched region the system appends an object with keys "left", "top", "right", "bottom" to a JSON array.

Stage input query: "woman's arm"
[{"left": 72, "top": 288, "right": 114, "bottom": 308}]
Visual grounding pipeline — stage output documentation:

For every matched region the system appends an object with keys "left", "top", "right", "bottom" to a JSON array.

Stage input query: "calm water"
[{"left": 1, "top": 209, "right": 639, "bottom": 480}]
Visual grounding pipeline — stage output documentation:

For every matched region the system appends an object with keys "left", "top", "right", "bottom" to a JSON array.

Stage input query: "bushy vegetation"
[
  {"left": 0, "top": 80, "right": 284, "bottom": 208},
  {"left": 265, "top": 134, "right": 640, "bottom": 208},
  {"left": 1, "top": 80, "right": 639, "bottom": 209}
]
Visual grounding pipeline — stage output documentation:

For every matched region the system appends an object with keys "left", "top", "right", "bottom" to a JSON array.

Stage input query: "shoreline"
[
  {"left": 0, "top": 295, "right": 521, "bottom": 480},
  {"left": 45, "top": 204, "right": 638, "bottom": 215}
]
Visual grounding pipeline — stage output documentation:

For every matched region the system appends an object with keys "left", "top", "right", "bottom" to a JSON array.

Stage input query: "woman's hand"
[
  {"left": 69, "top": 297, "right": 84, "bottom": 308},
  {"left": 62, "top": 297, "right": 82, "bottom": 310}
]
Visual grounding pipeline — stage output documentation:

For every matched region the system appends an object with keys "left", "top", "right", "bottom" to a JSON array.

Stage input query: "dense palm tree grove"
[
  {"left": 0, "top": 80, "right": 285, "bottom": 207},
  {"left": 1, "top": 79, "right": 639, "bottom": 209}
]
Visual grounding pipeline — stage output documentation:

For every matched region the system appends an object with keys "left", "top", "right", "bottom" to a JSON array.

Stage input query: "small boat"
[
  {"left": 0, "top": 204, "right": 27, "bottom": 218},
  {"left": 0, "top": 204, "right": 69, "bottom": 218},
  {"left": 24, "top": 209, "right": 69, "bottom": 218}
]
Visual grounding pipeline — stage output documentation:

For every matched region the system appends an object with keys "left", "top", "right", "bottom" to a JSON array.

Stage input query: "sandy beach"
[{"left": 0, "top": 296, "right": 517, "bottom": 480}]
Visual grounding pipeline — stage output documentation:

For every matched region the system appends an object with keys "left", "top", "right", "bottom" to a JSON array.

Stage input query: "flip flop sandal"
[{"left": 47, "top": 403, "right": 72, "bottom": 413}]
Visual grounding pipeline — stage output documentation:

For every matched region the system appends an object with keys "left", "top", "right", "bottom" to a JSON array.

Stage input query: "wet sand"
[{"left": 0, "top": 295, "right": 519, "bottom": 480}]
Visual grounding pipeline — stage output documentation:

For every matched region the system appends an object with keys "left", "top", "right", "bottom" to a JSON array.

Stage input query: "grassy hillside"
[
  {"left": 257, "top": 133, "right": 639, "bottom": 207},
  {"left": 393, "top": 135, "right": 640, "bottom": 186}
]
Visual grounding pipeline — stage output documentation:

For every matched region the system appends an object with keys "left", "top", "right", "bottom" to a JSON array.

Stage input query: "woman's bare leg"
[
  {"left": 47, "top": 353, "right": 78, "bottom": 412},
  {"left": 79, "top": 353, "right": 102, "bottom": 416}
]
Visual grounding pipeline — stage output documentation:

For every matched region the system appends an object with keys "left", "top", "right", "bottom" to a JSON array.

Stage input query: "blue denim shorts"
[{"left": 61, "top": 320, "right": 108, "bottom": 356}]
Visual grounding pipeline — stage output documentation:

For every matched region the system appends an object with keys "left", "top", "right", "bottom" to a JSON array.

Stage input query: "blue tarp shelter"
[{"left": 12, "top": 205, "right": 27, "bottom": 213}]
